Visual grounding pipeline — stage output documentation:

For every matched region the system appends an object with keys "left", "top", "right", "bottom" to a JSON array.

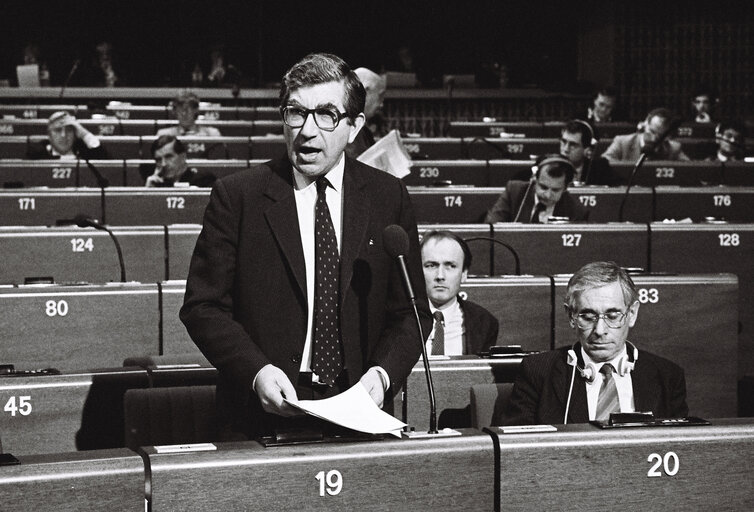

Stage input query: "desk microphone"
[
  {"left": 462, "top": 236, "right": 521, "bottom": 275},
  {"left": 382, "top": 224, "right": 438, "bottom": 435},
  {"left": 78, "top": 157, "right": 109, "bottom": 223},
  {"left": 512, "top": 178, "right": 536, "bottom": 223},
  {"left": 57, "top": 215, "right": 126, "bottom": 282},
  {"left": 619, "top": 118, "right": 682, "bottom": 222},
  {"left": 59, "top": 58, "right": 81, "bottom": 99}
]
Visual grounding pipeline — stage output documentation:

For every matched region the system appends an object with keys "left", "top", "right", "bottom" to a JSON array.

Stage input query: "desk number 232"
[{"left": 315, "top": 470, "right": 343, "bottom": 496}]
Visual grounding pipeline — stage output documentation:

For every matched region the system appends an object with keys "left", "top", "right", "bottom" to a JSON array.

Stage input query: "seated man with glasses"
[
  {"left": 181, "top": 52, "right": 431, "bottom": 441},
  {"left": 498, "top": 261, "right": 688, "bottom": 425}
]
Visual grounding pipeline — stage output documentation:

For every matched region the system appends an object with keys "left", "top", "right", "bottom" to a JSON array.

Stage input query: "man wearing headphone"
[
  {"left": 708, "top": 119, "right": 747, "bottom": 162},
  {"left": 484, "top": 154, "right": 589, "bottom": 223},
  {"left": 559, "top": 120, "right": 621, "bottom": 185},
  {"left": 499, "top": 261, "right": 688, "bottom": 425}
]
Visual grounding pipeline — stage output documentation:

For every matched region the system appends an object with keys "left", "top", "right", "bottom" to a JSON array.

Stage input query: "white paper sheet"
[{"left": 285, "top": 382, "right": 406, "bottom": 437}]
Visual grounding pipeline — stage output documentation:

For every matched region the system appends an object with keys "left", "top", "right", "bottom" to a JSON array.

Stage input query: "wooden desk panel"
[
  {"left": 611, "top": 161, "right": 728, "bottom": 187},
  {"left": 166, "top": 224, "right": 201, "bottom": 280},
  {"left": 0, "top": 448, "right": 145, "bottom": 511},
  {"left": 492, "top": 419, "right": 754, "bottom": 511},
  {"left": 0, "top": 188, "right": 103, "bottom": 225},
  {"left": 160, "top": 280, "right": 204, "bottom": 358},
  {"left": 0, "top": 136, "right": 30, "bottom": 159},
  {"left": 654, "top": 186, "right": 754, "bottom": 222},
  {"left": 0, "top": 104, "right": 88, "bottom": 119},
  {"left": 568, "top": 185, "right": 654, "bottom": 223},
  {"left": 139, "top": 135, "right": 251, "bottom": 160},
  {"left": 144, "top": 431, "right": 495, "bottom": 511},
  {"left": 106, "top": 187, "right": 210, "bottom": 225},
  {"left": 122, "top": 159, "right": 251, "bottom": 186},
  {"left": 0, "top": 283, "right": 161, "bottom": 372},
  {"left": 553, "top": 274, "right": 739, "bottom": 418},
  {"left": 650, "top": 223, "right": 754, "bottom": 378},
  {"left": 408, "top": 186, "right": 502, "bottom": 223},
  {"left": 0, "top": 226, "right": 166, "bottom": 284},
  {"left": 0, "top": 369, "right": 149, "bottom": 455},
  {"left": 491, "top": 223, "right": 649, "bottom": 275},
  {"left": 0, "top": 160, "right": 126, "bottom": 188}
]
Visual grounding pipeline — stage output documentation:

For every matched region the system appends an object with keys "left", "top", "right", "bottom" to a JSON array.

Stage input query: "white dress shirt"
[
  {"left": 427, "top": 298, "right": 465, "bottom": 355},
  {"left": 583, "top": 345, "right": 635, "bottom": 421}
]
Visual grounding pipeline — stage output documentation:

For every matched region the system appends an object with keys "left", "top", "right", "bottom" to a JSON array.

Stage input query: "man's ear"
[
  {"left": 565, "top": 304, "right": 576, "bottom": 328},
  {"left": 627, "top": 300, "right": 640, "bottom": 328},
  {"left": 461, "top": 269, "right": 468, "bottom": 283},
  {"left": 347, "top": 114, "right": 366, "bottom": 143}
]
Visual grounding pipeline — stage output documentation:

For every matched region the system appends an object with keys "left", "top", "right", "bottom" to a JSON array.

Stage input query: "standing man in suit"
[
  {"left": 602, "top": 108, "right": 689, "bottom": 162},
  {"left": 180, "top": 53, "right": 432, "bottom": 440},
  {"left": 420, "top": 230, "right": 499, "bottom": 355},
  {"left": 484, "top": 154, "right": 589, "bottom": 223},
  {"left": 500, "top": 261, "right": 688, "bottom": 425}
]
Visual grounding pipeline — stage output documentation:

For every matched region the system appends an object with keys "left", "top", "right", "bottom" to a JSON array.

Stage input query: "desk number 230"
[{"left": 315, "top": 470, "right": 343, "bottom": 496}]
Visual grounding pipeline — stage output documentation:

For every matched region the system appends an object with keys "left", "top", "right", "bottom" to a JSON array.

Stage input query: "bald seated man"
[{"left": 346, "top": 67, "right": 387, "bottom": 158}]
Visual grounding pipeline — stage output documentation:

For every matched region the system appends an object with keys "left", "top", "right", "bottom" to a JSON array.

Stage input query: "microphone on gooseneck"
[
  {"left": 59, "top": 59, "right": 81, "bottom": 99},
  {"left": 58, "top": 215, "right": 126, "bottom": 283},
  {"left": 382, "top": 224, "right": 438, "bottom": 435}
]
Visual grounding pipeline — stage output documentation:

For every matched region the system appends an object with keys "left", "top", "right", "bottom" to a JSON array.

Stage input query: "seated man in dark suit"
[
  {"left": 141, "top": 135, "right": 216, "bottom": 187},
  {"left": 500, "top": 261, "right": 688, "bottom": 425},
  {"left": 560, "top": 120, "right": 621, "bottom": 185},
  {"left": 421, "top": 230, "right": 499, "bottom": 355},
  {"left": 26, "top": 111, "right": 108, "bottom": 160},
  {"left": 602, "top": 108, "right": 689, "bottom": 162},
  {"left": 707, "top": 119, "right": 747, "bottom": 162},
  {"left": 484, "top": 154, "right": 589, "bottom": 223}
]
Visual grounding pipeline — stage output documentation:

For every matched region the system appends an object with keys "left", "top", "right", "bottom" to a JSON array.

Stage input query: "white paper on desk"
[
  {"left": 356, "top": 129, "right": 411, "bottom": 179},
  {"left": 284, "top": 382, "right": 406, "bottom": 436}
]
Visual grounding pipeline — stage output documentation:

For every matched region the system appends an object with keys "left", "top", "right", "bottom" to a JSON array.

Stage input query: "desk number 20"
[
  {"left": 647, "top": 452, "right": 679, "bottom": 477},
  {"left": 315, "top": 469, "right": 343, "bottom": 496}
]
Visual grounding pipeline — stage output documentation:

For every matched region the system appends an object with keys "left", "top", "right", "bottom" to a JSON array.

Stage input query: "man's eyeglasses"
[
  {"left": 281, "top": 106, "right": 349, "bottom": 132},
  {"left": 573, "top": 308, "right": 631, "bottom": 329}
]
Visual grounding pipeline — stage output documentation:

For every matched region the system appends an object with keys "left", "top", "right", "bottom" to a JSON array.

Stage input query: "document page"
[{"left": 285, "top": 382, "right": 406, "bottom": 436}]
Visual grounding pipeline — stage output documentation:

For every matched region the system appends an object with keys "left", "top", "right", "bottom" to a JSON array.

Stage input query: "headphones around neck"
[{"left": 566, "top": 341, "right": 638, "bottom": 383}]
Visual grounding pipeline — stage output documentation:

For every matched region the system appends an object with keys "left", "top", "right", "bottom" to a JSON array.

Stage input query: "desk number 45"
[{"left": 4, "top": 396, "right": 32, "bottom": 416}]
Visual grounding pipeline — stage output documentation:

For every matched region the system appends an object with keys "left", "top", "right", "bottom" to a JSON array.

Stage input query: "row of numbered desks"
[
  {"left": 1, "top": 185, "right": 753, "bottom": 226},
  {"left": 2, "top": 159, "right": 752, "bottom": 188},
  {"left": 0, "top": 135, "right": 720, "bottom": 160},
  {"left": 0, "top": 103, "right": 281, "bottom": 121},
  {"left": 2, "top": 420, "right": 753, "bottom": 511},
  {"left": 0, "top": 272, "right": 739, "bottom": 459}
]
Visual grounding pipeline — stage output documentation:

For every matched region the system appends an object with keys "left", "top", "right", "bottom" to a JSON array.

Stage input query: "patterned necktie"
[
  {"left": 531, "top": 202, "right": 546, "bottom": 223},
  {"left": 432, "top": 310, "right": 445, "bottom": 355},
  {"left": 595, "top": 363, "right": 620, "bottom": 421},
  {"left": 311, "top": 177, "right": 342, "bottom": 386}
]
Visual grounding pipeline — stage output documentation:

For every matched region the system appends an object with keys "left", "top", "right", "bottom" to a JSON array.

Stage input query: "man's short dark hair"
[
  {"left": 564, "top": 261, "right": 639, "bottom": 313},
  {"left": 420, "top": 230, "right": 472, "bottom": 271},
  {"left": 279, "top": 53, "right": 366, "bottom": 122},
  {"left": 563, "top": 120, "right": 595, "bottom": 148},
  {"left": 645, "top": 107, "right": 674, "bottom": 125},
  {"left": 151, "top": 135, "right": 186, "bottom": 156},
  {"left": 717, "top": 119, "right": 747, "bottom": 141},
  {"left": 593, "top": 86, "right": 617, "bottom": 101},
  {"left": 534, "top": 154, "right": 575, "bottom": 184}
]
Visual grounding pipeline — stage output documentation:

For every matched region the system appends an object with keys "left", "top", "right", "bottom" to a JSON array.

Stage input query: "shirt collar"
[
  {"left": 292, "top": 153, "right": 345, "bottom": 192},
  {"left": 581, "top": 344, "right": 628, "bottom": 370},
  {"left": 429, "top": 295, "right": 459, "bottom": 314}
]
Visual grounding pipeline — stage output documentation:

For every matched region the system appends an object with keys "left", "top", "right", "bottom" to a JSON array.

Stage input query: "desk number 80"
[{"left": 315, "top": 470, "right": 343, "bottom": 496}]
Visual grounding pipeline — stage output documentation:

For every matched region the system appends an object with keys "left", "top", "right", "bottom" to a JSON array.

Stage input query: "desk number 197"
[{"left": 315, "top": 469, "right": 343, "bottom": 496}]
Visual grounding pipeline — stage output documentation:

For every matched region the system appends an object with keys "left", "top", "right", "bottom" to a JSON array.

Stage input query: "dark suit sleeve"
[
  {"left": 368, "top": 179, "right": 432, "bottom": 395},
  {"left": 180, "top": 178, "right": 269, "bottom": 392},
  {"left": 484, "top": 188, "right": 513, "bottom": 223},
  {"left": 667, "top": 365, "right": 689, "bottom": 418}
]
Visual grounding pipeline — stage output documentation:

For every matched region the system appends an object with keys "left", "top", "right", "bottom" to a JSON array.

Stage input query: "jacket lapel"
[
  {"left": 631, "top": 358, "right": 657, "bottom": 413},
  {"left": 339, "top": 158, "right": 370, "bottom": 294},
  {"left": 263, "top": 159, "right": 307, "bottom": 299},
  {"left": 552, "top": 351, "right": 589, "bottom": 423}
]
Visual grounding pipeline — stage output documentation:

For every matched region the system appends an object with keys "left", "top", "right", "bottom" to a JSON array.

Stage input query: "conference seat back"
[{"left": 470, "top": 382, "right": 514, "bottom": 428}]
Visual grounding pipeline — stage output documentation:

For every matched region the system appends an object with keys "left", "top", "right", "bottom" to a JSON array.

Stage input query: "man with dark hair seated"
[
  {"left": 157, "top": 90, "right": 222, "bottom": 137},
  {"left": 559, "top": 120, "right": 620, "bottom": 185},
  {"left": 420, "top": 230, "right": 499, "bottom": 356},
  {"left": 602, "top": 108, "right": 689, "bottom": 162},
  {"left": 485, "top": 154, "right": 589, "bottom": 223},
  {"left": 142, "top": 135, "right": 215, "bottom": 187},
  {"left": 709, "top": 119, "right": 747, "bottom": 162},
  {"left": 26, "top": 111, "right": 108, "bottom": 160}
]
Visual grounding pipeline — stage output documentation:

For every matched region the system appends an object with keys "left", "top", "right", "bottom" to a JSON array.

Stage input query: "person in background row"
[
  {"left": 157, "top": 90, "right": 222, "bottom": 137},
  {"left": 26, "top": 111, "right": 108, "bottom": 160},
  {"left": 690, "top": 87, "right": 717, "bottom": 124},
  {"left": 485, "top": 154, "right": 589, "bottom": 223},
  {"left": 345, "top": 67, "right": 387, "bottom": 158},
  {"left": 601, "top": 108, "right": 689, "bottom": 162},
  {"left": 142, "top": 135, "right": 216, "bottom": 187},
  {"left": 584, "top": 87, "right": 618, "bottom": 124},
  {"left": 708, "top": 119, "right": 747, "bottom": 162},
  {"left": 500, "top": 261, "right": 688, "bottom": 425},
  {"left": 421, "top": 230, "right": 499, "bottom": 356},
  {"left": 180, "top": 52, "right": 431, "bottom": 441}
]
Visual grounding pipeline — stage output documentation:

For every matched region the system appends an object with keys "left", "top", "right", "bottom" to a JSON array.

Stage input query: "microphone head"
[
  {"left": 73, "top": 214, "right": 98, "bottom": 228},
  {"left": 382, "top": 224, "right": 409, "bottom": 259}
]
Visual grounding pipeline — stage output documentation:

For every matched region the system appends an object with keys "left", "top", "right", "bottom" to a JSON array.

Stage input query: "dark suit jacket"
[
  {"left": 500, "top": 345, "right": 689, "bottom": 425},
  {"left": 180, "top": 157, "right": 432, "bottom": 438},
  {"left": 25, "top": 139, "right": 109, "bottom": 160},
  {"left": 484, "top": 180, "right": 589, "bottom": 223},
  {"left": 459, "top": 298, "right": 499, "bottom": 354}
]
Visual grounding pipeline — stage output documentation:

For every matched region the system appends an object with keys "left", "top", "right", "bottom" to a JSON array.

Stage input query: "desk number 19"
[{"left": 315, "top": 469, "right": 343, "bottom": 496}]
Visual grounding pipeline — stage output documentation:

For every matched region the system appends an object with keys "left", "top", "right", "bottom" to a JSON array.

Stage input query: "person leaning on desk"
[
  {"left": 26, "top": 111, "right": 108, "bottom": 160},
  {"left": 499, "top": 261, "right": 688, "bottom": 425}
]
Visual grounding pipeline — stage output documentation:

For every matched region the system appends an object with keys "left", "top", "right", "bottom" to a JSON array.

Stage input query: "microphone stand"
[
  {"left": 79, "top": 158, "right": 109, "bottom": 224},
  {"left": 462, "top": 237, "right": 521, "bottom": 275},
  {"left": 512, "top": 178, "right": 535, "bottom": 223}
]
